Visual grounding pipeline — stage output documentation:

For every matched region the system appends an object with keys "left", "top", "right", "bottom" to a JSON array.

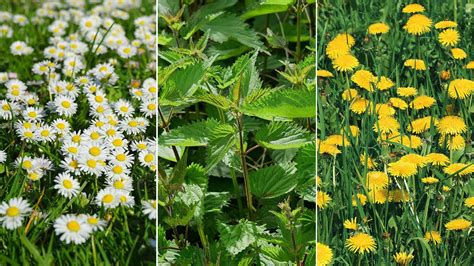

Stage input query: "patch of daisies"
[{"left": 0, "top": 0, "right": 156, "bottom": 245}]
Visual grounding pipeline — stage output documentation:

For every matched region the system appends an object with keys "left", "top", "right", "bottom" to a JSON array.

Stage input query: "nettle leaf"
[
  {"left": 185, "top": 163, "right": 208, "bottom": 189},
  {"left": 241, "top": 88, "right": 316, "bottom": 120},
  {"left": 206, "top": 124, "right": 237, "bottom": 172},
  {"left": 255, "top": 121, "right": 311, "bottom": 150},
  {"left": 158, "top": 0, "right": 180, "bottom": 17},
  {"left": 218, "top": 220, "right": 266, "bottom": 256},
  {"left": 260, "top": 245, "right": 291, "bottom": 262},
  {"left": 195, "top": 93, "right": 233, "bottom": 110},
  {"left": 241, "top": 0, "right": 295, "bottom": 20},
  {"left": 159, "top": 119, "right": 221, "bottom": 147},
  {"left": 295, "top": 142, "right": 316, "bottom": 183},
  {"left": 249, "top": 163, "right": 297, "bottom": 199},
  {"left": 168, "top": 61, "right": 206, "bottom": 97},
  {"left": 204, "top": 192, "right": 230, "bottom": 213},
  {"left": 177, "top": 184, "right": 204, "bottom": 206},
  {"left": 157, "top": 142, "right": 184, "bottom": 162},
  {"left": 201, "top": 13, "right": 265, "bottom": 51}
]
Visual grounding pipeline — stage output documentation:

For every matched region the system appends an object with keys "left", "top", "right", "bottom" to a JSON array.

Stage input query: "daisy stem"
[
  {"left": 121, "top": 206, "right": 130, "bottom": 235},
  {"left": 91, "top": 234, "right": 97, "bottom": 266}
]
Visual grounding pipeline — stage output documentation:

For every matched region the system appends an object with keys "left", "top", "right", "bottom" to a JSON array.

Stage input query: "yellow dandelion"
[
  {"left": 403, "top": 14, "right": 432, "bottom": 35},
  {"left": 438, "top": 29, "right": 460, "bottom": 46},
  {"left": 366, "top": 171, "right": 389, "bottom": 190},
  {"left": 333, "top": 33, "right": 356, "bottom": 47},
  {"left": 397, "top": 87, "right": 418, "bottom": 97},
  {"left": 344, "top": 218, "right": 359, "bottom": 230},
  {"left": 440, "top": 70, "right": 451, "bottom": 80},
  {"left": 439, "top": 134, "right": 465, "bottom": 151},
  {"left": 341, "top": 88, "right": 359, "bottom": 101},
  {"left": 443, "top": 163, "right": 474, "bottom": 176},
  {"left": 317, "top": 69, "right": 334, "bottom": 78},
  {"left": 425, "top": 153, "right": 450, "bottom": 166},
  {"left": 341, "top": 125, "right": 360, "bottom": 137},
  {"left": 389, "top": 97, "right": 408, "bottom": 110},
  {"left": 400, "top": 135, "right": 423, "bottom": 149},
  {"left": 324, "top": 134, "right": 350, "bottom": 147},
  {"left": 435, "top": 20, "right": 457, "bottom": 29},
  {"left": 402, "top": 3, "right": 425, "bottom": 13},
  {"left": 319, "top": 142, "right": 341, "bottom": 156},
  {"left": 436, "top": 116, "right": 467, "bottom": 135},
  {"left": 388, "top": 161, "right": 418, "bottom": 178},
  {"left": 326, "top": 39, "right": 351, "bottom": 60},
  {"left": 373, "top": 116, "right": 400, "bottom": 134},
  {"left": 442, "top": 185, "right": 451, "bottom": 192},
  {"left": 360, "top": 153, "right": 378, "bottom": 170},
  {"left": 466, "top": 61, "right": 474, "bottom": 69},
  {"left": 421, "top": 176, "right": 439, "bottom": 184},
  {"left": 316, "top": 176, "right": 321, "bottom": 187},
  {"left": 368, "top": 22, "right": 390, "bottom": 34},
  {"left": 352, "top": 193, "right": 368, "bottom": 206},
  {"left": 399, "top": 153, "right": 428, "bottom": 167},
  {"left": 407, "top": 116, "right": 438, "bottom": 134},
  {"left": 424, "top": 231, "right": 441, "bottom": 245},
  {"left": 375, "top": 103, "right": 395, "bottom": 118},
  {"left": 409, "top": 95, "right": 436, "bottom": 110},
  {"left": 445, "top": 218, "right": 472, "bottom": 231},
  {"left": 351, "top": 70, "right": 376, "bottom": 92},
  {"left": 390, "top": 189, "right": 411, "bottom": 203},
  {"left": 447, "top": 79, "right": 474, "bottom": 99},
  {"left": 404, "top": 59, "right": 426, "bottom": 70},
  {"left": 464, "top": 197, "right": 474, "bottom": 208},
  {"left": 374, "top": 76, "right": 394, "bottom": 91},
  {"left": 451, "top": 48, "right": 467, "bottom": 60},
  {"left": 317, "top": 191, "right": 332, "bottom": 209},
  {"left": 394, "top": 251, "right": 414, "bottom": 265},
  {"left": 350, "top": 98, "right": 370, "bottom": 114},
  {"left": 345, "top": 233, "right": 377, "bottom": 254},
  {"left": 317, "top": 243, "right": 333, "bottom": 266},
  {"left": 368, "top": 189, "right": 389, "bottom": 204},
  {"left": 333, "top": 54, "right": 359, "bottom": 72}
]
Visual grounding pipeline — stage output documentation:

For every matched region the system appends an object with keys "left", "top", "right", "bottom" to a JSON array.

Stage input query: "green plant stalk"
[
  {"left": 236, "top": 113, "right": 255, "bottom": 215},
  {"left": 296, "top": 0, "right": 302, "bottom": 62},
  {"left": 197, "top": 224, "right": 210, "bottom": 264},
  {"left": 230, "top": 167, "right": 244, "bottom": 216}
]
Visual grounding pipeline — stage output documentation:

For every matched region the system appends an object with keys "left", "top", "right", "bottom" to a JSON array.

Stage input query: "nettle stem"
[{"left": 236, "top": 113, "right": 255, "bottom": 216}]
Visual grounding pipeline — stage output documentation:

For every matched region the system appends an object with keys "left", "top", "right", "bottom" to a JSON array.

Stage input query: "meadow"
[
  {"left": 0, "top": 1, "right": 156, "bottom": 264},
  {"left": 317, "top": 0, "right": 473, "bottom": 265}
]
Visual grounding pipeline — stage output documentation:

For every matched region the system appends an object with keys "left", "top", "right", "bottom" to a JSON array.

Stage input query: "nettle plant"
[{"left": 158, "top": 0, "right": 316, "bottom": 264}]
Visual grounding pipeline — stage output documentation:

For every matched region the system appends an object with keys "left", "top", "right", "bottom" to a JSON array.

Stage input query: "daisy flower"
[
  {"left": 0, "top": 197, "right": 32, "bottom": 230},
  {"left": 95, "top": 188, "right": 120, "bottom": 209},
  {"left": 54, "top": 214, "right": 92, "bottom": 244},
  {"left": 142, "top": 200, "right": 157, "bottom": 220},
  {"left": 54, "top": 172, "right": 80, "bottom": 199}
]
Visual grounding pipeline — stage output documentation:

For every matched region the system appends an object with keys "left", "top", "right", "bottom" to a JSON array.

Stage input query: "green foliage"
[{"left": 158, "top": 0, "right": 315, "bottom": 264}]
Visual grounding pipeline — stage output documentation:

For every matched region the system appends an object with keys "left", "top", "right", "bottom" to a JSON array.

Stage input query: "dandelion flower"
[
  {"left": 350, "top": 98, "right": 370, "bottom": 114},
  {"left": 317, "top": 243, "right": 333, "bottom": 266},
  {"left": 464, "top": 197, "right": 474, "bottom": 208},
  {"left": 317, "top": 191, "right": 332, "bottom": 209},
  {"left": 425, "top": 153, "right": 450, "bottom": 166},
  {"left": 54, "top": 214, "right": 92, "bottom": 244},
  {"left": 366, "top": 171, "right": 389, "bottom": 190},
  {"left": 451, "top": 48, "right": 467, "bottom": 60},
  {"left": 440, "top": 134, "right": 465, "bottom": 151},
  {"left": 421, "top": 177, "right": 439, "bottom": 184},
  {"left": 390, "top": 189, "right": 411, "bottom": 203},
  {"left": 373, "top": 116, "right": 400, "bottom": 134},
  {"left": 374, "top": 76, "right": 394, "bottom": 91},
  {"left": 344, "top": 218, "right": 358, "bottom": 230},
  {"left": 388, "top": 161, "right": 418, "bottom": 178},
  {"left": 435, "top": 20, "right": 457, "bottom": 29},
  {"left": 352, "top": 193, "right": 368, "bottom": 206},
  {"left": 404, "top": 59, "right": 426, "bottom": 70},
  {"left": 397, "top": 87, "right": 418, "bottom": 97},
  {"left": 351, "top": 70, "right": 375, "bottom": 92},
  {"left": 403, "top": 14, "right": 432, "bottom": 35},
  {"left": 345, "top": 233, "right": 377, "bottom": 254},
  {"left": 332, "top": 54, "right": 359, "bottom": 72},
  {"left": 402, "top": 3, "right": 425, "bottom": 13},
  {"left": 424, "top": 231, "right": 441, "bottom": 245},
  {"left": 368, "top": 22, "right": 390, "bottom": 34},
  {"left": 323, "top": 135, "right": 350, "bottom": 147},
  {"left": 410, "top": 95, "right": 436, "bottom": 110},
  {"left": 466, "top": 61, "right": 474, "bottom": 69},
  {"left": 399, "top": 153, "right": 428, "bottom": 167},
  {"left": 317, "top": 69, "right": 333, "bottom": 78},
  {"left": 436, "top": 116, "right": 467, "bottom": 135},
  {"left": 393, "top": 251, "right": 414, "bottom": 265},
  {"left": 0, "top": 198, "right": 32, "bottom": 230},
  {"left": 389, "top": 97, "right": 408, "bottom": 110},
  {"left": 341, "top": 88, "right": 359, "bottom": 101},
  {"left": 368, "top": 189, "right": 389, "bottom": 204},
  {"left": 375, "top": 103, "right": 395, "bottom": 118},
  {"left": 360, "top": 153, "right": 378, "bottom": 169},
  {"left": 445, "top": 218, "right": 471, "bottom": 231},
  {"left": 443, "top": 163, "right": 474, "bottom": 176},
  {"left": 447, "top": 79, "right": 474, "bottom": 99},
  {"left": 319, "top": 143, "right": 341, "bottom": 156},
  {"left": 438, "top": 29, "right": 460, "bottom": 46},
  {"left": 408, "top": 116, "right": 437, "bottom": 134}
]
